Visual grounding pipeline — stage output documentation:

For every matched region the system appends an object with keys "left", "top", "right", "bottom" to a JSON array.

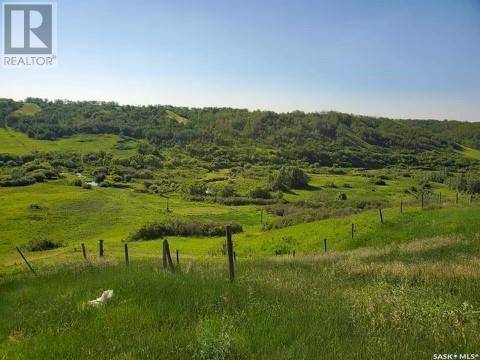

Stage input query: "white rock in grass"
[{"left": 88, "top": 290, "right": 114, "bottom": 306}]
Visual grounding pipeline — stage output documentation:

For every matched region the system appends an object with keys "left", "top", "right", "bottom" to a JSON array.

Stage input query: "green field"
[
  {"left": 1, "top": 117, "right": 480, "bottom": 358},
  {"left": 0, "top": 128, "right": 138, "bottom": 158},
  {"left": 1, "top": 233, "right": 479, "bottom": 359}
]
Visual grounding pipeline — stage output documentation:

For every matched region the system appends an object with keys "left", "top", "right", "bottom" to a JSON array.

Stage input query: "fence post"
[
  {"left": 324, "top": 239, "right": 327, "bottom": 252},
  {"left": 456, "top": 192, "right": 459, "bottom": 204},
  {"left": 176, "top": 250, "right": 179, "bottom": 266},
  {"left": 351, "top": 223, "right": 355, "bottom": 239},
  {"left": 421, "top": 192, "right": 424, "bottom": 208},
  {"left": 81, "top": 243, "right": 87, "bottom": 260},
  {"left": 379, "top": 208, "right": 384, "bottom": 223},
  {"left": 99, "top": 240, "right": 104, "bottom": 257},
  {"left": 260, "top": 209, "right": 264, "bottom": 225},
  {"left": 124, "top": 243, "right": 129, "bottom": 266},
  {"left": 162, "top": 239, "right": 174, "bottom": 272},
  {"left": 16, "top": 247, "right": 36, "bottom": 275},
  {"left": 400, "top": 200, "right": 403, "bottom": 214},
  {"left": 226, "top": 226, "right": 235, "bottom": 282}
]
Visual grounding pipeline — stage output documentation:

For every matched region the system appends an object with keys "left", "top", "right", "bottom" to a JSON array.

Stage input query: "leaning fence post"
[
  {"left": 124, "top": 243, "right": 129, "bottom": 266},
  {"left": 379, "top": 208, "right": 384, "bottom": 223},
  {"left": 81, "top": 243, "right": 87, "bottom": 260},
  {"left": 162, "top": 239, "right": 174, "bottom": 272},
  {"left": 226, "top": 226, "right": 235, "bottom": 282},
  {"left": 16, "top": 247, "right": 36, "bottom": 275},
  {"left": 99, "top": 240, "right": 104, "bottom": 257},
  {"left": 324, "top": 239, "right": 327, "bottom": 252}
]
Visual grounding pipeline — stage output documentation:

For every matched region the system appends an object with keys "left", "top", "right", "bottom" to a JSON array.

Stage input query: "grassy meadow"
[
  {"left": 0, "top": 128, "right": 139, "bottom": 158},
  {"left": 1, "top": 234, "right": 479, "bottom": 359},
  {"left": 1, "top": 127, "right": 480, "bottom": 359}
]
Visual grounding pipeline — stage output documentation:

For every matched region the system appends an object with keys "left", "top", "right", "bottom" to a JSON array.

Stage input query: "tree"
[{"left": 268, "top": 166, "right": 309, "bottom": 191}]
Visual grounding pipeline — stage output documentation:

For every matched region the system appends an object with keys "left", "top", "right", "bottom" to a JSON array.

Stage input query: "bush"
[
  {"left": 248, "top": 187, "right": 271, "bottom": 199},
  {"left": 268, "top": 166, "right": 309, "bottom": 191},
  {"left": 26, "top": 238, "right": 63, "bottom": 252},
  {"left": 72, "top": 178, "right": 83, "bottom": 187},
  {"left": 374, "top": 179, "right": 387, "bottom": 186},
  {"left": 127, "top": 218, "right": 243, "bottom": 241},
  {"left": 337, "top": 193, "right": 347, "bottom": 200},
  {"left": 183, "top": 181, "right": 207, "bottom": 196},
  {"left": 216, "top": 184, "right": 237, "bottom": 198}
]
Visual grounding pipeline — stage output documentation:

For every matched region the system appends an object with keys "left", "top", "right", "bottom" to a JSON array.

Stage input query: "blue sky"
[{"left": 1, "top": 0, "right": 480, "bottom": 120}]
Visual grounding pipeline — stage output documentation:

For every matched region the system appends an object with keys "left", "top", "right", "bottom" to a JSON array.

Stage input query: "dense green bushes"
[
  {"left": 268, "top": 166, "right": 310, "bottom": 191},
  {"left": 127, "top": 218, "right": 243, "bottom": 241},
  {"left": 3, "top": 98, "right": 478, "bottom": 169},
  {"left": 26, "top": 238, "right": 63, "bottom": 252}
]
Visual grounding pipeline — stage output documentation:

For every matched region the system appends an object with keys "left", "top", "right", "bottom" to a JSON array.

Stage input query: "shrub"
[
  {"left": 127, "top": 218, "right": 243, "bottom": 241},
  {"left": 72, "top": 178, "right": 83, "bottom": 187},
  {"left": 337, "top": 192, "right": 347, "bottom": 201},
  {"left": 374, "top": 179, "right": 387, "bottom": 186},
  {"left": 216, "top": 184, "right": 237, "bottom": 198},
  {"left": 183, "top": 181, "right": 207, "bottom": 196},
  {"left": 26, "top": 238, "right": 63, "bottom": 252},
  {"left": 248, "top": 187, "right": 271, "bottom": 199},
  {"left": 268, "top": 166, "right": 309, "bottom": 191}
]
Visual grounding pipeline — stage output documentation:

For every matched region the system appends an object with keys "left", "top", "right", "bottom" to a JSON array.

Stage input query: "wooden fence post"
[
  {"left": 176, "top": 250, "right": 179, "bottom": 265},
  {"left": 16, "top": 247, "right": 36, "bottom": 275},
  {"left": 99, "top": 240, "right": 104, "bottom": 257},
  {"left": 456, "top": 192, "right": 459, "bottom": 204},
  {"left": 162, "top": 239, "right": 174, "bottom": 272},
  {"left": 124, "top": 243, "right": 129, "bottom": 266},
  {"left": 421, "top": 192, "right": 424, "bottom": 208},
  {"left": 400, "top": 200, "right": 403, "bottom": 214},
  {"left": 260, "top": 209, "right": 264, "bottom": 225},
  {"left": 324, "top": 239, "right": 327, "bottom": 252},
  {"left": 81, "top": 243, "right": 87, "bottom": 260},
  {"left": 226, "top": 226, "right": 235, "bottom": 282},
  {"left": 379, "top": 208, "right": 384, "bottom": 224},
  {"left": 351, "top": 223, "right": 355, "bottom": 239}
]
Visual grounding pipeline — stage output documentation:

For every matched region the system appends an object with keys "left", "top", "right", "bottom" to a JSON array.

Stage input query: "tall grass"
[{"left": 1, "top": 233, "right": 479, "bottom": 359}]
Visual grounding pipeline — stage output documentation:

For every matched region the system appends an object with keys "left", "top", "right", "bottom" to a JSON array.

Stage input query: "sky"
[{"left": 1, "top": 0, "right": 480, "bottom": 121}]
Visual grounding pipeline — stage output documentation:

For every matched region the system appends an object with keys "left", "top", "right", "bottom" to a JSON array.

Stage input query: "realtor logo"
[{"left": 2, "top": 2, "right": 57, "bottom": 67}]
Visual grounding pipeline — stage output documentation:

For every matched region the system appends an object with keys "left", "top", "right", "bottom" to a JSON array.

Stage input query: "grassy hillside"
[
  {"left": 1, "top": 177, "right": 477, "bottom": 275},
  {"left": 460, "top": 145, "right": 480, "bottom": 160},
  {"left": 1, "top": 234, "right": 479, "bottom": 359},
  {"left": 0, "top": 128, "right": 139, "bottom": 158},
  {"left": 1, "top": 99, "right": 480, "bottom": 358}
]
